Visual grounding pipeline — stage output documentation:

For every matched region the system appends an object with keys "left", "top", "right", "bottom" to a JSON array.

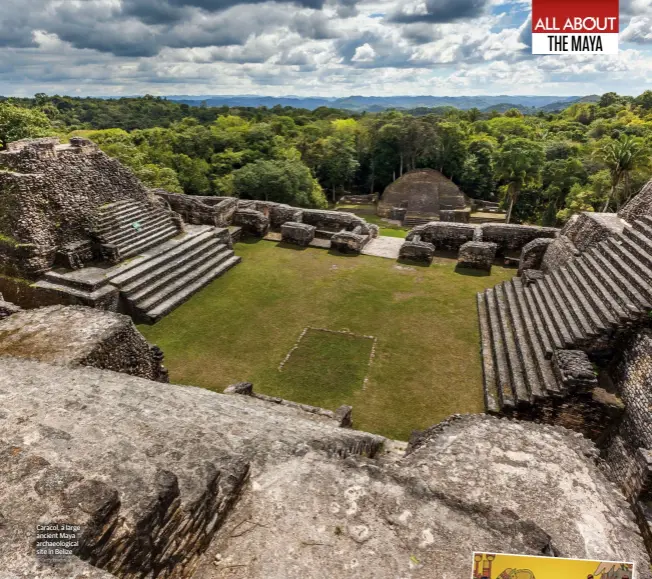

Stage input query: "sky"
[{"left": 0, "top": 0, "right": 651, "bottom": 97}]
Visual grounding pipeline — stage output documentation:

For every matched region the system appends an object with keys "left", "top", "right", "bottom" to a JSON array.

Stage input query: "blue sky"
[{"left": 0, "top": 0, "right": 650, "bottom": 97}]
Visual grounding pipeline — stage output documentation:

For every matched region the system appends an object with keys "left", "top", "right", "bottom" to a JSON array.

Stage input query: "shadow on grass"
[
  {"left": 454, "top": 265, "right": 490, "bottom": 277},
  {"left": 237, "top": 236, "right": 265, "bottom": 245},
  {"left": 277, "top": 241, "right": 310, "bottom": 251},
  {"left": 396, "top": 257, "right": 431, "bottom": 268},
  {"left": 327, "top": 249, "right": 359, "bottom": 258}
]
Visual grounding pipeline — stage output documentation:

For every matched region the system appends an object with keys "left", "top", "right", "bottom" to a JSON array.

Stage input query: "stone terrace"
[{"left": 0, "top": 356, "right": 647, "bottom": 578}]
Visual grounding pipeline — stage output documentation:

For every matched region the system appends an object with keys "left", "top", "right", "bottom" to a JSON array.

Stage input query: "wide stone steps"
[
  {"left": 143, "top": 255, "right": 241, "bottom": 324},
  {"left": 478, "top": 217, "right": 652, "bottom": 415},
  {"left": 104, "top": 226, "right": 241, "bottom": 323},
  {"left": 92, "top": 199, "right": 181, "bottom": 260},
  {"left": 128, "top": 244, "right": 230, "bottom": 306}
]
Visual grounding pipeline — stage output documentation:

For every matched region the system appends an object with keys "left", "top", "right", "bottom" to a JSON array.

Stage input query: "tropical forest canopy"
[{"left": 1, "top": 91, "right": 652, "bottom": 224}]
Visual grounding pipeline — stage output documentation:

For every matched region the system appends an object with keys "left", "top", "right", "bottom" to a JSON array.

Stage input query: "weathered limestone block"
[
  {"left": 440, "top": 209, "right": 471, "bottom": 223},
  {"left": 331, "top": 231, "right": 368, "bottom": 254},
  {"left": 406, "top": 222, "right": 477, "bottom": 251},
  {"left": 541, "top": 234, "right": 581, "bottom": 273},
  {"left": 0, "top": 305, "right": 168, "bottom": 382},
  {"left": 224, "top": 381, "right": 254, "bottom": 395},
  {"left": 155, "top": 191, "right": 237, "bottom": 227},
  {"left": 0, "top": 138, "right": 154, "bottom": 278},
  {"left": 237, "top": 200, "right": 304, "bottom": 229},
  {"left": 0, "top": 361, "right": 648, "bottom": 578},
  {"left": 457, "top": 241, "right": 497, "bottom": 272},
  {"left": 54, "top": 240, "right": 95, "bottom": 270},
  {"left": 281, "top": 222, "right": 315, "bottom": 246},
  {"left": 619, "top": 178, "right": 652, "bottom": 224},
  {"left": 399, "top": 239, "right": 435, "bottom": 263},
  {"left": 301, "top": 209, "right": 364, "bottom": 232},
  {"left": 562, "top": 211, "right": 626, "bottom": 252},
  {"left": 0, "top": 295, "right": 21, "bottom": 319},
  {"left": 552, "top": 350, "right": 598, "bottom": 393},
  {"left": 233, "top": 208, "right": 270, "bottom": 237},
  {"left": 521, "top": 268, "right": 545, "bottom": 286},
  {"left": 518, "top": 237, "right": 556, "bottom": 274},
  {"left": 479, "top": 223, "right": 559, "bottom": 255},
  {"left": 198, "top": 414, "right": 649, "bottom": 578},
  {"left": 390, "top": 207, "right": 407, "bottom": 221}
]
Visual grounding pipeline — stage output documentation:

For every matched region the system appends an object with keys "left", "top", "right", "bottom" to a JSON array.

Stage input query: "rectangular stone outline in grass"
[{"left": 278, "top": 327, "right": 377, "bottom": 390}]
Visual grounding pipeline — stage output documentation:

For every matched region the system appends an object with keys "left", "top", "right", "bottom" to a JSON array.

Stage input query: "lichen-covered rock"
[
  {"left": 552, "top": 350, "right": 598, "bottom": 393},
  {"left": 0, "top": 138, "right": 158, "bottom": 277},
  {"left": 233, "top": 208, "right": 270, "bottom": 237},
  {"left": 518, "top": 237, "right": 555, "bottom": 274},
  {"left": 457, "top": 241, "right": 497, "bottom": 272},
  {"left": 0, "top": 305, "right": 168, "bottom": 381},
  {"left": 281, "top": 222, "right": 316, "bottom": 246},
  {"left": 331, "top": 231, "right": 368, "bottom": 254},
  {"left": 479, "top": 223, "right": 559, "bottom": 255},
  {"left": 0, "top": 360, "right": 648, "bottom": 578},
  {"left": 406, "top": 222, "right": 477, "bottom": 251},
  {"left": 399, "top": 240, "right": 435, "bottom": 263}
]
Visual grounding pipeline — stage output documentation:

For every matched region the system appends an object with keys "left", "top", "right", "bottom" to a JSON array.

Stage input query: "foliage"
[
  {"left": 0, "top": 102, "right": 53, "bottom": 149},
  {"left": 1, "top": 91, "right": 651, "bottom": 220}
]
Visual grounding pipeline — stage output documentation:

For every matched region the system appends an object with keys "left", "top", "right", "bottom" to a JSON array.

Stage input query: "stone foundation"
[
  {"left": 479, "top": 223, "right": 559, "bottom": 256},
  {"left": 0, "top": 305, "right": 168, "bottom": 382},
  {"left": 233, "top": 208, "right": 270, "bottom": 237},
  {"left": 457, "top": 241, "right": 497, "bottom": 272},
  {"left": 406, "top": 222, "right": 476, "bottom": 251},
  {"left": 399, "top": 239, "right": 435, "bottom": 263},
  {"left": 331, "top": 231, "right": 368, "bottom": 254},
  {"left": 518, "top": 237, "right": 555, "bottom": 274},
  {"left": 281, "top": 222, "right": 315, "bottom": 246}
]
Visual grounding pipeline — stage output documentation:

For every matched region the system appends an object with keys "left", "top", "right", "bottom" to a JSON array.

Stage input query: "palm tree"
[{"left": 597, "top": 135, "right": 649, "bottom": 211}]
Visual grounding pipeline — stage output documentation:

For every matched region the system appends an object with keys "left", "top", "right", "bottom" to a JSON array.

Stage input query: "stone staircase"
[
  {"left": 108, "top": 226, "right": 241, "bottom": 324},
  {"left": 403, "top": 214, "right": 434, "bottom": 227},
  {"left": 91, "top": 198, "right": 182, "bottom": 261},
  {"left": 478, "top": 215, "right": 652, "bottom": 414}
]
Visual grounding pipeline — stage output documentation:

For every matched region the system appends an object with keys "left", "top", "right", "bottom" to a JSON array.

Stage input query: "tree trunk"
[
  {"left": 399, "top": 153, "right": 403, "bottom": 177},
  {"left": 332, "top": 185, "right": 336, "bottom": 203},
  {"left": 602, "top": 184, "right": 616, "bottom": 212},
  {"left": 506, "top": 185, "right": 518, "bottom": 224}
]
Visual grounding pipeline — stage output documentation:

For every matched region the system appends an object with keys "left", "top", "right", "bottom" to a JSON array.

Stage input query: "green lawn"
[{"left": 139, "top": 239, "right": 514, "bottom": 440}]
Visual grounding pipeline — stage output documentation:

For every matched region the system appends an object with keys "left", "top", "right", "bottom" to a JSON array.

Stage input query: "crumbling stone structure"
[
  {"left": 233, "top": 207, "right": 270, "bottom": 237},
  {"left": 0, "top": 304, "right": 169, "bottom": 381},
  {"left": 406, "top": 222, "right": 477, "bottom": 251},
  {"left": 478, "top": 178, "right": 652, "bottom": 559},
  {"left": 0, "top": 138, "right": 181, "bottom": 278},
  {"left": 0, "top": 356, "right": 648, "bottom": 578},
  {"left": 457, "top": 241, "right": 497, "bottom": 272},
  {"left": 399, "top": 237, "right": 435, "bottom": 263},
  {"left": 281, "top": 221, "right": 315, "bottom": 246},
  {"left": 518, "top": 238, "right": 556, "bottom": 275},
  {"left": 155, "top": 190, "right": 237, "bottom": 227}
]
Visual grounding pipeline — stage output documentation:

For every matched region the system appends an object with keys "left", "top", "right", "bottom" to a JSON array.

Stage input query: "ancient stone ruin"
[
  {"left": 1, "top": 139, "right": 652, "bottom": 577},
  {"left": 478, "top": 179, "right": 652, "bottom": 560},
  {"left": 0, "top": 139, "right": 379, "bottom": 324}
]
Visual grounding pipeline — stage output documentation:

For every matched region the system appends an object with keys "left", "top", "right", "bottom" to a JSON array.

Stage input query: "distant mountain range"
[{"left": 165, "top": 94, "right": 600, "bottom": 113}]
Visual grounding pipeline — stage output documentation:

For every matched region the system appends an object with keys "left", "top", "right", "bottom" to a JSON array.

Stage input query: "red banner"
[{"left": 532, "top": 0, "right": 619, "bottom": 34}]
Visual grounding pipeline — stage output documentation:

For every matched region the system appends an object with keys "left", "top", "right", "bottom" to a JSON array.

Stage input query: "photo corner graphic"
[
  {"left": 472, "top": 552, "right": 634, "bottom": 579},
  {"left": 531, "top": 0, "right": 619, "bottom": 55}
]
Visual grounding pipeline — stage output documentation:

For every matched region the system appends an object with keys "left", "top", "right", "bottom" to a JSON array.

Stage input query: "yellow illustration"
[{"left": 472, "top": 553, "right": 634, "bottom": 579}]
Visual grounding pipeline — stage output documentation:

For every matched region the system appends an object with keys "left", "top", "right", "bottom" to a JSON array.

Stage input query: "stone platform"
[
  {"left": 34, "top": 225, "right": 241, "bottom": 324},
  {"left": 361, "top": 236, "right": 405, "bottom": 259}
]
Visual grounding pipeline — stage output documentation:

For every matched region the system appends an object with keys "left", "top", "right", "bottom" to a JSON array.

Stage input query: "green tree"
[
  {"left": 232, "top": 159, "right": 326, "bottom": 207},
  {"left": 596, "top": 135, "right": 650, "bottom": 211},
  {"left": 0, "top": 102, "right": 53, "bottom": 149},
  {"left": 495, "top": 138, "right": 545, "bottom": 223}
]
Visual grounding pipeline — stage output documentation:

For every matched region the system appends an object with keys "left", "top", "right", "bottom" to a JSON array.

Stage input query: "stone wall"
[
  {"left": 155, "top": 190, "right": 237, "bottom": 227},
  {"left": 605, "top": 330, "right": 652, "bottom": 501},
  {"left": 0, "top": 305, "right": 168, "bottom": 382},
  {"left": 563, "top": 212, "right": 626, "bottom": 252},
  {"left": 619, "top": 178, "right": 652, "bottom": 224},
  {"left": 518, "top": 238, "right": 555, "bottom": 274},
  {"left": 0, "top": 138, "right": 159, "bottom": 278},
  {"left": 540, "top": 234, "right": 581, "bottom": 272},
  {"left": 479, "top": 223, "right": 558, "bottom": 255},
  {"left": 406, "top": 222, "right": 476, "bottom": 251}
]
